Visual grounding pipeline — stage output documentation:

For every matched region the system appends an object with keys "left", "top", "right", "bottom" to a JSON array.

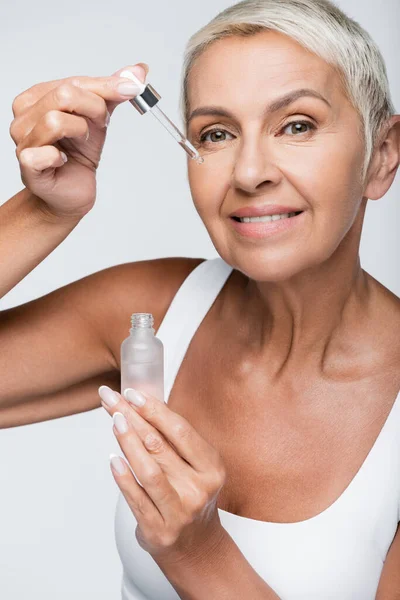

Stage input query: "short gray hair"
[{"left": 179, "top": 0, "right": 396, "bottom": 182}]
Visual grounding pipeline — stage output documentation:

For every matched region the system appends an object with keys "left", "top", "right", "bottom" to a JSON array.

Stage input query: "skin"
[{"left": 185, "top": 30, "right": 400, "bottom": 380}]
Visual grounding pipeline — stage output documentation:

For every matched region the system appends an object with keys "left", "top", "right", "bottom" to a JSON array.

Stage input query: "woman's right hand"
[{"left": 9, "top": 63, "right": 149, "bottom": 221}]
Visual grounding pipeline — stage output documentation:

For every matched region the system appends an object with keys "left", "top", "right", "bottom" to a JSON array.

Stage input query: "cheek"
[
  {"left": 285, "top": 134, "right": 364, "bottom": 224},
  {"left": 188, "top": 162, "right": 229, "bottom": 218}
]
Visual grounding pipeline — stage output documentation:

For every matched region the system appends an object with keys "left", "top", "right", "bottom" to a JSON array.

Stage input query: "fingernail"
[
  {"left": 109, "top": 453, "right": 127, "bottom": 475},
  {"left": 117, "top": 81, "right": 140, "bottom": 97},
  {"left": 113, "top": 412, "right": 128, "bottom": 434},
  {"left": 120, "top": 68, "right": 146, "bottom": 84},
  {"left": 105, "top": 111, "right": 111, "bottom": 127},
  {"left": 124, "top": 388, "right": 146, "bottom": 407},
  {"left": 98, "top": 385, "right": 118, "bottom": 407},
  {"left": 131, "top": 65, "right": 147, "bottom": 81}
]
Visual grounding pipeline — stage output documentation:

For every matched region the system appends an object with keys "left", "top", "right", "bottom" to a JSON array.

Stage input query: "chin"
[{"left": 218, "top": 248, "right": 327, "bottom": 283}]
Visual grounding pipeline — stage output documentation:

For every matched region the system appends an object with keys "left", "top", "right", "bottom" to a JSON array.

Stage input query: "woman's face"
[{"left": 186, "top": 31, "right": 368, "bottom": 281}]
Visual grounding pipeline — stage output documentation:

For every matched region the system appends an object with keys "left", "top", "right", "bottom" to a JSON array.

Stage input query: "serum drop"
[{"left": 120, "top": 313, "right": 164, "bottom": 403}]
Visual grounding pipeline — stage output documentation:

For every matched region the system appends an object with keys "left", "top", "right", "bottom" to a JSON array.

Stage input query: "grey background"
[{"left": 0, "top": 0, "right": 398, "bottom": 598}]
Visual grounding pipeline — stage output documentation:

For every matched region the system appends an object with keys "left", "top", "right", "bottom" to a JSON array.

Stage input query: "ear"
[{"left": 363, "top": 115, "right": 400, "bottom": 201}]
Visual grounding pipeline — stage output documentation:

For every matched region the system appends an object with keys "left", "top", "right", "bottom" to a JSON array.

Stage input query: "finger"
[
  {"left": 112, "top": 412, "right": 181, "bottom": 522},
  {"left": 16, "top": 111, "right": 88, "bottom": 156},
  {"left": 124, "top": 388, "right": 219, "bottom": 473},
  {"left": 12, "top": 63, "right": 148, "bottom": 119},
  {"left": 19, "top": 145, "right": 67, "bottom": 174},
  {"left": 11, "top": 86, "right": 109, "bottom": 145},
  {"left": 106, "top": 63, "right": 148, "bottom": 116},
  {"left": 99, "top": 386, "right": 190, "bottom": 477},
  {"left": 100, "top": 386, "right": 164, "bottom": 441},
  {"left": 109, "top": 453, "right": 163, "bottom": 527}
]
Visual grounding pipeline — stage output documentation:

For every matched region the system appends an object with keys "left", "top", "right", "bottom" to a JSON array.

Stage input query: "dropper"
[{"left": 119, "top": 69, "right": 204, "bottom": 164}]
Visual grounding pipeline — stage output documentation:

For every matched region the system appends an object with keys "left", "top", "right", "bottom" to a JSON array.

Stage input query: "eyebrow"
[{"left": 187, "top": 88, "right": 331, "bottom": 124}]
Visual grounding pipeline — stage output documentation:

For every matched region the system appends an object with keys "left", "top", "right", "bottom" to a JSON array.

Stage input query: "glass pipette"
[{"left": 119, "top": 69, "right": 204, "bottom": 164}]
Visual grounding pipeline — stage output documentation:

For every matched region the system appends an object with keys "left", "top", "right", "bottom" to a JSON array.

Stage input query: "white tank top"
[{"left": 114, "top": 257, "right": 400, "bottom": 599}]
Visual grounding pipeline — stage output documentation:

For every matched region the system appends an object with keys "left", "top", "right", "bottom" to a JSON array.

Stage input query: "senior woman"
[{"left": 1, "top": 0, "right": 399, "bottom": 598}]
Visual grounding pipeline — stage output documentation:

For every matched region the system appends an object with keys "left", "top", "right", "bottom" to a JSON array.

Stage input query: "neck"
[{"left": 234, "top": 202, "right": 373, "bottom": 379}]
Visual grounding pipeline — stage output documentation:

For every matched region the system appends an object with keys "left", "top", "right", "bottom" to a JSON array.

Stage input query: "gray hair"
[{"left": 179, "top": 0, "right": 396, "bottom": 183}]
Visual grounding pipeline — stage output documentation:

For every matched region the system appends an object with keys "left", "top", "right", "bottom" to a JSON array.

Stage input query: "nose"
[{"left": 230, "top": 136, "right": 282, "bottom": 193}]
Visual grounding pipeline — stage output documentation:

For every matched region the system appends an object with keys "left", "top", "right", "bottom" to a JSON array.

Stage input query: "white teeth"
[{"left": 238, "top": 212, "right": 297, "bottom": 223}]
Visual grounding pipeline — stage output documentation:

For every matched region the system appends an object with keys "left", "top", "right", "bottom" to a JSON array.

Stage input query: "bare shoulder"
[
  {"left": 89, "top": 257, "right": 207, "bottom": 369},
  {"left": 368, "top": 270, "right": 400, "bottom": 312},
  {"left": 366, "top": 271, "right": 400, "bottom": 364}
]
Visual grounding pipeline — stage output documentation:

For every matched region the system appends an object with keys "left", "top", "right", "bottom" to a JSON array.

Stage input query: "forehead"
[{"left": 187, "top": 30, "right": 344, "bottom": 113}]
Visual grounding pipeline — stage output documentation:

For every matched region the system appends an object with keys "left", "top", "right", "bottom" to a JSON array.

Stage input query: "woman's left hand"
[{"left": 98, "top": 385, "right": 227, "bottom": 563}]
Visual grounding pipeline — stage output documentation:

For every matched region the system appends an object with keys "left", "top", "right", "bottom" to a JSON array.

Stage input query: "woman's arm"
[
  {"left": 155, "top": 528, "right": 281, "bottom": 600},
  {"left": 0, "top": 257, "right": 201, "bottom": 427},
  {"left": 0, "top": 188, "right": 81, "bottom": 300},
  {"left": 375, "top": 523, "right": 400, "bottom": 599}
]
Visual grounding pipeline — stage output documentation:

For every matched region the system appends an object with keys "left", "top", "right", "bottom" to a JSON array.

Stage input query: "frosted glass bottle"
[{"left": 120, "top": 313, "right": 164, "bottom": 403}]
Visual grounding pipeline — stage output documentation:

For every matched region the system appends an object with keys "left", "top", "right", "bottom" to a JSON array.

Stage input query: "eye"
[
  {"left": 197, "top": 119, "right": 316, "bottom": 146},
  {"left": 281, "top": 120, "right": 316, "bottom": 136},
  {"left": 198, "top": 128, "right": 234, "bottom": 145}
]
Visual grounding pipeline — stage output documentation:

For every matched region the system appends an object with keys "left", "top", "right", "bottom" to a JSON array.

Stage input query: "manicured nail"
[
  {"left": 113, "top": 412, "right": 128, "bottom": 434},
  {"left": 98, "top": 385, "right": 118, "bottom": 408},
  {"left": 109, "top": 453, "right": 127, "bottom": 475},
  {"left": 124, "top": 388, "right": 146, "bottom": 406},
  {"left": 121, "top": 66, "right": 146, "bottom": 82},
  {"left": 117, "top": 81, "right": 140, "bottom": 96}
]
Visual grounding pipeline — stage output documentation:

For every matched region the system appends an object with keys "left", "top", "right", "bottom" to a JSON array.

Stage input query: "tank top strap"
[{"left": 155, "top": 257, "right": 233, "bottom": 403}]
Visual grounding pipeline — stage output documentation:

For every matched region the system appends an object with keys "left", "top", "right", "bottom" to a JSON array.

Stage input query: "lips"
[
  {"left": 229, "top": 205, "right": 304, "bottom": 218},
  {"left": 229, "top": 208, "right": 306, "bottom": 239}
]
